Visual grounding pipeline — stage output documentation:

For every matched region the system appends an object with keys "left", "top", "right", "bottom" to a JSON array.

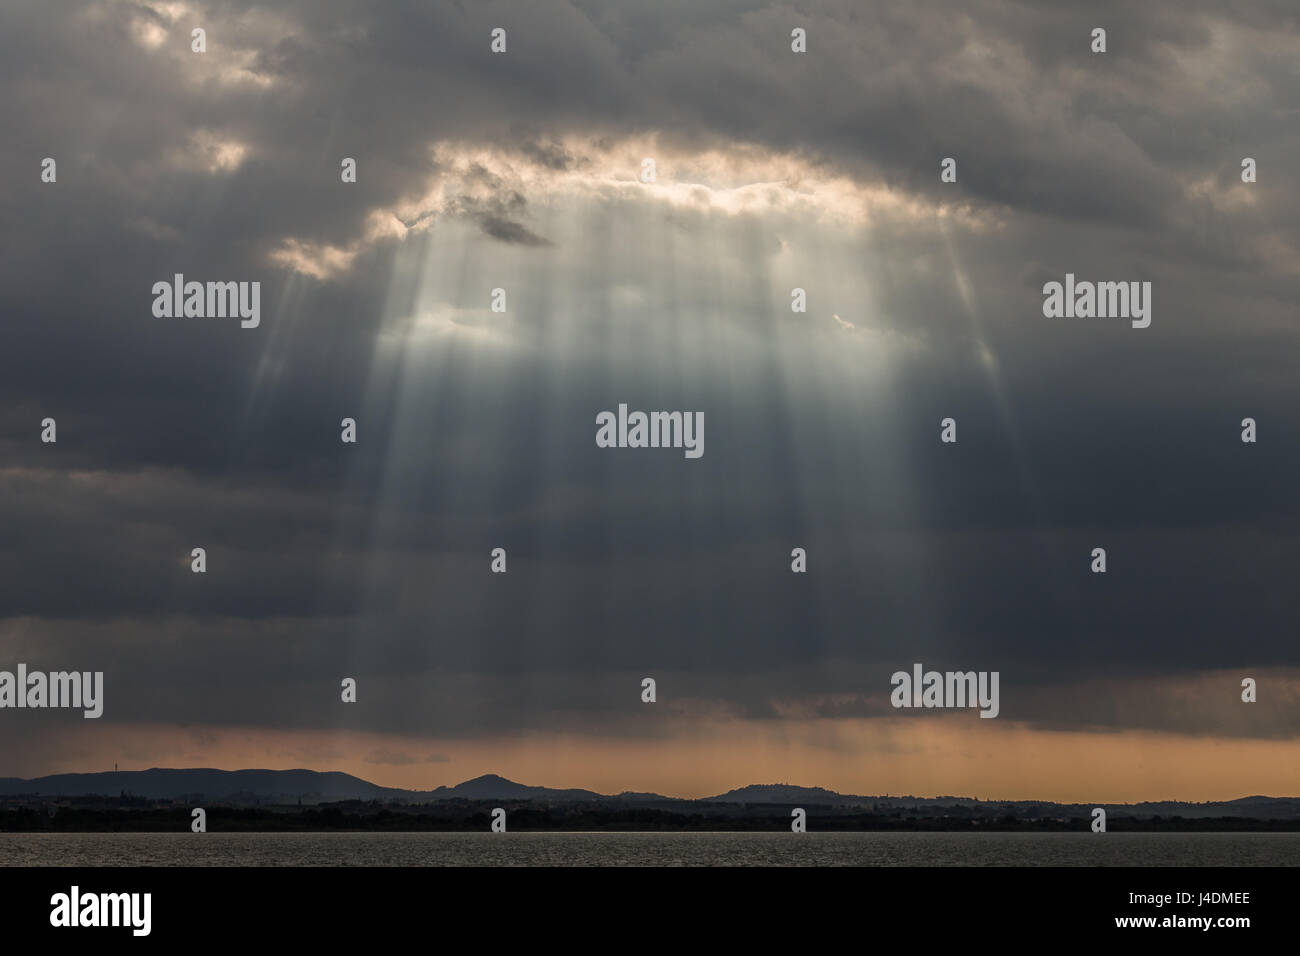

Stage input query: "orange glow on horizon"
[{"left": 21, "top": 717, "right": 1300, "bottom": 806}]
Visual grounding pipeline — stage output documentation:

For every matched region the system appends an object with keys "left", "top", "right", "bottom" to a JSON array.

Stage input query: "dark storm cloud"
[
  {"left": 442, "top": 166, "right": 552, "bottom": 244},
  {"left": 477, "top": 214, "right": 550, "bottom": 245},
  {"left": 0, "top": 0, "right": 1297, "bottom": 746}
]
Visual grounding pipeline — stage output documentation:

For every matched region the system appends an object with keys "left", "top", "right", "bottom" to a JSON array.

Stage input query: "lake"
[{"left": 2, "top": 831, "right": 1297, "bottom": 866}]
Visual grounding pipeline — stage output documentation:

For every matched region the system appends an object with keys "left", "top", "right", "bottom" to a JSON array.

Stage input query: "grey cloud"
[{"left": 0, "top": 0, "right": 1296, "bottom": 751}]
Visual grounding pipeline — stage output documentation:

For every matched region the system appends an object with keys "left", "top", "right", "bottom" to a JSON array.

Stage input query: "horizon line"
[{"left": 3, "top": 766, "right": 1294, "bottom": 806}]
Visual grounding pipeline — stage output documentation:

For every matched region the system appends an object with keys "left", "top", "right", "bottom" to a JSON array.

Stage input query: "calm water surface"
[{"left": 2, "top": 831, "right": 1297, "bottom": 866}]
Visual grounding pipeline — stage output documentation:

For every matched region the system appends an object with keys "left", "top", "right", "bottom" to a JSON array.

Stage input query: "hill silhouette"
[{"left": 2, "top": 768, "right": 1299, "bottom": 820}]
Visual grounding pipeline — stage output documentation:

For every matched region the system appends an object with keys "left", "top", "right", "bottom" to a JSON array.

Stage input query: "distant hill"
[
  {"left": 425, "top": 774, "right": 603, "bottom": 802},
  {"left": 2, "top": 768, "right": 1298, "bottom": 819},
  {"left": 0, "top": 769, "right": 606, "bottom": 804},
  {"left": 0, "top": 769, "right": 399, "bottom": 802},
  {"left": 708, "top": 784, "right": 848, "bottom": 805}
]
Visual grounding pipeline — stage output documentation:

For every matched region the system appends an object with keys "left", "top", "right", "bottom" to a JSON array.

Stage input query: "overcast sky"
[{"left": 1, "top": 0, "right": 1297, "bottom": 801}]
